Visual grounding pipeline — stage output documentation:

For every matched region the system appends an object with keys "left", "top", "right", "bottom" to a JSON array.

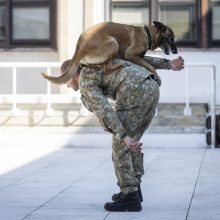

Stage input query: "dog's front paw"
[{"left": 150, "top": 68, "right": 157, "bottom": 75}]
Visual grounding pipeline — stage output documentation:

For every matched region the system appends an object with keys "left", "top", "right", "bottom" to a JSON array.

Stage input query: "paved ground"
[{"left": 0, "top": 131, "right": 220, "bottom": 220}]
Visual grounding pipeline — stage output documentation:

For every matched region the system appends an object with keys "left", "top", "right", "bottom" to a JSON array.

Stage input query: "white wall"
[
  {"left": 67, "top": 0, "right": 84, "bottom": 58},
  {"left": 0, "top": 50, "right": 59, "bottom": 62},
  {"left": 93, "top": 0, "right": 105, "bottom": 25}
]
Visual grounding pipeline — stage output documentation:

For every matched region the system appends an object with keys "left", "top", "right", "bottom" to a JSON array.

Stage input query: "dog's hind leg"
[
  {"left": 101, "top": 36, "right": 123, "bottom": 74},
  {"left": 104, "top": 59, "right": 123, "bottom": 74},
  {"left": 81, "top": 36, "right": 122, "bottom": 74}
]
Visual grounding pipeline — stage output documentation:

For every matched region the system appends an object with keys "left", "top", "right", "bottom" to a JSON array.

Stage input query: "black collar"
[{"left": 144, "top": 26, "right": 152, "bottom": 50}]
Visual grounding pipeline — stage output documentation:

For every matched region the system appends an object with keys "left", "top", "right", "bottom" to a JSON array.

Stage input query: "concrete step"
[
  {"left": 152, "top": 115, "right": 205, "bottom": 126},
  {"left": 0, "top": 103, "right": 208, "bottom": 134},
  {"left": 0, "top": 103, "right": 207, "bottom": 116},
  {"left": 157, "top": 103, "right": 207, "bottom": 116}
]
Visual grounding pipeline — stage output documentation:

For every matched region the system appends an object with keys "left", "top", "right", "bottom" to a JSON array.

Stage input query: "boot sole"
[
  {"left": 126, "top": 204, "right": 142, "bottom": 212},
  {"left": 112, "top": 195, "right": 143, "bottom": 203},
  {"left": 105, "top": 204, "right": 142, "bottom": 212},
  {"left": 112, "top": 197, "right": 143, "bottom": 203}
]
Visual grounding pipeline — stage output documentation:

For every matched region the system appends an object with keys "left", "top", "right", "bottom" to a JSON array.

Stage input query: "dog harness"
[{"left": 144, "top": 26, "right": 152, "bottom": 50}]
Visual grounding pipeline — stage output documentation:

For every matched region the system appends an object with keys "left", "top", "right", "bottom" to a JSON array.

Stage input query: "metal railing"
[
  {"left": 0, "top": 62, "right": 84, "bottom": 116},
  {"left": 0, "top": 62, "right": 217, "bottom": 148},
  {"left": 184, "top": 63, "right": 216, "bottom": 149}
]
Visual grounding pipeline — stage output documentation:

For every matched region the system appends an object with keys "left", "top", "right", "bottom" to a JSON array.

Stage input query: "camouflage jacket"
[{"left": 79, "top": 56, "right": 170, "bottom": 140}]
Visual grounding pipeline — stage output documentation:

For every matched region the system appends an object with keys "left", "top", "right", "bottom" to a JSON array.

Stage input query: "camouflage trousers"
[{"left": 112, "top": 77, "right": 160, "bottom": 194}]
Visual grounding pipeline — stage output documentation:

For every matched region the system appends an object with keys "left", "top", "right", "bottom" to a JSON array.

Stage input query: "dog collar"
[{"left": 144, "top": 26, "right": 152, "bottom": 50}]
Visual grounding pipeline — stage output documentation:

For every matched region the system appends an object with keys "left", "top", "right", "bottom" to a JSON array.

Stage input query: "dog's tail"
[
  {"left": 41, "top": 36, "right": 82, "bottom": 85},
  {"left": 41, "top": 60, "right": 79, "bottom": 85}
]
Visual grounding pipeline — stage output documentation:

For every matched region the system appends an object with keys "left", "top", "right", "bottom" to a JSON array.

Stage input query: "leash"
[{"left": 144, "top": 26, "right": 152, "bottom": 50}]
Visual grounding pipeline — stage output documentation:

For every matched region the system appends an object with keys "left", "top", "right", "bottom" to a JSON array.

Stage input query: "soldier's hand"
[
  {"left": 124, "top": 136, "right": 143, "bottom": 152},
  {"left": 169, "top": 56, "right": 184, "bottom": 71}
]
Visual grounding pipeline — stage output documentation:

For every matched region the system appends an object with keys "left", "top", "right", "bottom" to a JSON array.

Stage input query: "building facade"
[{"left": 0, "top": 0, "right": 220, "bottom": 106}]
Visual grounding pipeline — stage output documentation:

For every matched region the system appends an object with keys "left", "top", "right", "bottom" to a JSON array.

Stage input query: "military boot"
[
  {"left": 112, "top": 191, "right": 124, "bottom": 202},
  {"left": 112, "top": 184, "right": 143, "bottom": 202},
  {"left": 105, "top": 191, "right": 142, "bottom": 212}
]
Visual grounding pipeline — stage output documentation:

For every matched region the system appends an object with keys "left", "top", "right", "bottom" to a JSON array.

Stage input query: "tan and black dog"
[{"left": 42, "top": 21, "right": 177, "bottom": 84}]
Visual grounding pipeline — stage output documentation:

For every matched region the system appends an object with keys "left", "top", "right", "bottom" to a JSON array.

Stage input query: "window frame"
[
  {"left": 0, "top": 0, "right": 10, "bottom": 48},
  {"left": 0, "top": 0, "right": 56, "bottom": 49}
]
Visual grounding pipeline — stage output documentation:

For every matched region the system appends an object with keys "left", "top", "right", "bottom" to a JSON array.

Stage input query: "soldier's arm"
[
  {"left": 143, "top": 56, "right": 170, "bottom": 70},
  {"left": 79, "top": 68, "right": 127, "bottom": 140},
  {"left": 143, "top": 56, "right": 185, "bottom": 71}
]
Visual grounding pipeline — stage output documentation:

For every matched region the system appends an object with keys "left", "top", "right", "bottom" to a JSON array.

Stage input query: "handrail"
[
  {"left": 0, "top": 62, "right": 84, "bottom": 116},
  {"left": 185, "top": 63, "right": 216, "bottom": 149},
  {"left": 0, "top": 62, "right": 61, "bottom": 68}
]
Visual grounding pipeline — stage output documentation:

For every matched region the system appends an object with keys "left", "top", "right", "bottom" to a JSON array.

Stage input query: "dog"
[{"left": 42, "top": 21, "right": 177, "bottom": 84}]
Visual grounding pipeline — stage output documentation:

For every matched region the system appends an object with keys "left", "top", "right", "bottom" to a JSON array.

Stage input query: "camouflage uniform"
[{"left": 79, "top": 56, "right": 170, "bottom": 194}]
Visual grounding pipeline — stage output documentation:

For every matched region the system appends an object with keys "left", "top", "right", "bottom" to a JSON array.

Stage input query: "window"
[
  {"left": 209, "top": 0, "right": 220, "bottom": 46},
  {"left": 110, "top": 0, "right": 150, "bottom": 26},
  {"left": 0, "top": 0, "right": 56, "bottom": 49},
  {"left": 109, "top": 0, "right": 220, "bottom": 48},
  {"left": 158, "top": 0, "right": 198, "bottom": 46}
]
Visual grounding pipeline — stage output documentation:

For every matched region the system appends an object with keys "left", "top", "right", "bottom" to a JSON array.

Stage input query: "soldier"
[{"left": 60, "top": 56, "right": 184, "bottom": 212}]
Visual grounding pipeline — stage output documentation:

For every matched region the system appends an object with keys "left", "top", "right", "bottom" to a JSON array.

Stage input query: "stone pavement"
[{"left": 0, "top": 130, "right": 220, "bottom": 220}]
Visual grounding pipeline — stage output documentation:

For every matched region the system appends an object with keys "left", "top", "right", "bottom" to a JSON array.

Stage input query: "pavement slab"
[{"left": 0, "top": 135, "right": 220, "bottom": 220}]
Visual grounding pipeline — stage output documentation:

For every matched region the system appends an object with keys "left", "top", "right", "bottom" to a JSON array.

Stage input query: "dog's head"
[{"left": 153, "top": 21, "right": 178, "bottom": 55}]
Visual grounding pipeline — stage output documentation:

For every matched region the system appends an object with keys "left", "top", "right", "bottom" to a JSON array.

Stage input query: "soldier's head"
[{"left": 60, "top": 59, "right": 81, "bottom": 91}]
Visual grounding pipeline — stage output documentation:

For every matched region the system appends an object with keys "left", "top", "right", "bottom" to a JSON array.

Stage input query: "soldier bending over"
[{"left": 60, "top": 56, "right": 184, "bottom": 212}]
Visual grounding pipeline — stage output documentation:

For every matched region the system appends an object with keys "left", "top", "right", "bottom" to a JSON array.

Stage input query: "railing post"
[
  {"left": 210, "top": 66, "right": 216, "bottom": 149},
  {"left": 45, "top": 67, "right": 54, "bottom": 116},
  {"left": 11, "top": 67, "right": 20, "bottom": 116},
  {"left": 184, "top": 65, "right": 192, "bottom": 116},
  {"left": 155, "top": 107, "right": 158, "bottom": 116},
  {"left": 80, "top": 104, "right": 89, "bottom": 116}
]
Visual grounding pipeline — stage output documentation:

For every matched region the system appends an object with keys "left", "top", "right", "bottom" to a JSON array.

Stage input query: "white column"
[
  {"left": 93, "top": 0, "right": 105, "bottom": 25},
  {"left": 105, "top": 0, "right": 110, "bottom": 21},
  {"left": 211, "top": 66, "right": 216, "bottom": 149},
  {"left": 68, "top": 0, "right": 84, "bottom": 58},
  {"left": 11, "top": 67, "right": 20, "bottom": 116},
  {"left": 45, "top": 67, "right": 54, "bottom": 116}
]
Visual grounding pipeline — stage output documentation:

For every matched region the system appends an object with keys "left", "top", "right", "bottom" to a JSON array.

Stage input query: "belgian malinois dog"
[{"left": 42, "top": 21, "right": 177, "bottom": 84}]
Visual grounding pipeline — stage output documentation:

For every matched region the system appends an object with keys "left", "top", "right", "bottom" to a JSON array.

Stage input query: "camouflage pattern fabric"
[
  {"left": 79, "top": 56, "right": 168, "bottom": 194},
  {"left": 112, "top": 77, "right": 159, "bottom": 194}
]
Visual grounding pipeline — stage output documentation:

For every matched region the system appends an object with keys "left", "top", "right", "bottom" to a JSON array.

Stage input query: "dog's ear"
[{"left": 153, "top": 21, "right": 167, "bottom": 32}]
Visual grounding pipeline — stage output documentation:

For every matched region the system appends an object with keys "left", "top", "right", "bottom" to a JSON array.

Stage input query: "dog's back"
[{"left": 80, "top": 22, "right": 146, "bottom": 59}]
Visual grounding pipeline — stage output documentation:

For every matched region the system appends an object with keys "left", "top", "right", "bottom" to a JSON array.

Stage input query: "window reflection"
[
  {"left": 111, "top": 0, "right": 149, "bottom": 26},
  {"left": 212, "top": 1, "right": 220, "bottom": 40},
  {"left": 12, "top": 7, "right": 50, "bottom": 40},
  {"left": 112, "top": 7, "right": 149, "bottom": 26},
  {"left": 159, "top": 4, "right": 197, "bottom": 42},
  {"left": 0, "top": 6, "right": 6, "bottom": 40}
]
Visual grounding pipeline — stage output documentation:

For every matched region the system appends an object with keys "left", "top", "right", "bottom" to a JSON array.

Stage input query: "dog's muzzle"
[
  {"left": 170, "top": 43, "right": 178, "bottom": 54},
  {"left": 161, "top": 39, "right": 178, "bottom": 55}
]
